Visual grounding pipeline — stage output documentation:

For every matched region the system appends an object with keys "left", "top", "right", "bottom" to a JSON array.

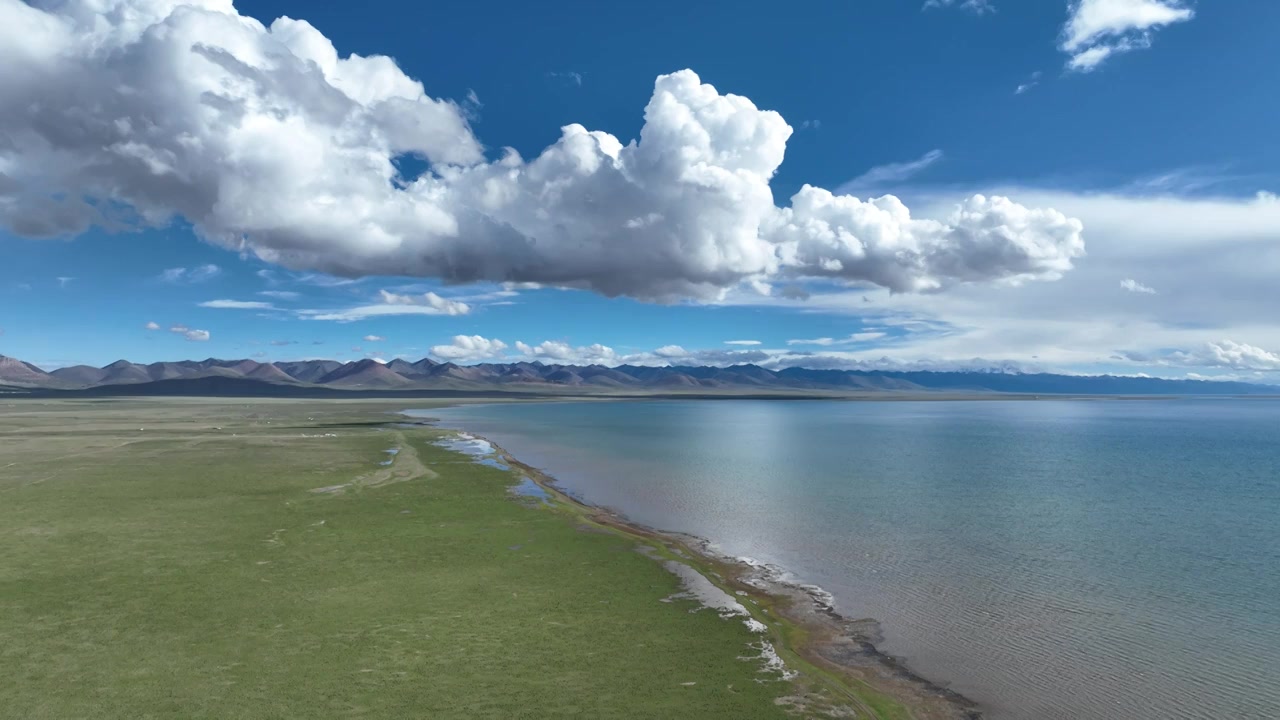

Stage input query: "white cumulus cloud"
[
  {"left": 431, "top": 335, "right": 508, "bottom": 361},
  {"left": 168, "top": 324, "right": 210, "bottom": 341},
  {"left": 0, "top": 1, "right": 1084, "bottom": 301},
  {"left": 1192, "top": 341, "right": 1280, "bottom": 371},
  {"left": 514, "top": 340, "right": 619, "bottom": 365},
  {"left": 1061, "top": 0, "right": 1194, "bottom": 71},
  {"left": 145, "top": 321, "right": 160, "bottom": 330},
  {"left": 363, "top": 334, "right": 384, "bottom": 342},
  {"left": 1124, "top": 340, "right": 1280, "bottom": 372}
]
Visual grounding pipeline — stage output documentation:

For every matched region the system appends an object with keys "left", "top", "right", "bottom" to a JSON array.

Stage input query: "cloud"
[
  {"left": 169, "top": 324, "right": 210, "bottom": 342},
  {"left": 772, "top": 192, "right": 1082, "bottom": 292},
  {"left": 0, "top": 3, "right": 1084, "bottom": 302},
  {"left": 1061, "top": 0, "right": 1194, "bottom": 71},
  {"left": 270, "top": 339, "right": 297, "bottom": 346},
  {"left": 923, "top": 0, "right": 995, "bottom": 14},
  {"left": 1015, "top": 71, "right": 1043, "bottom": 95},
  {"left": 1122, "top": 340, "right": 1280, "bottom": 372},
  {"left": 295, "top": 273, "right": 362, "bottom": 287},
  {"left": 838, "top": 150, "right": 945, "bottom": 195},
  {"left": 300, "top": 290, "right": 470, "bottom": 321},
  {"left": 377, "top": 290, "right": 469, "bottom": 310},
  {"left": 258, "top": 290, "right": 301, "bottom": 300},
  {"left": 431, "top": 335, "right": 509, "bottom": 361},
  {"left": 786, "top": 332, "right": 887, "bottom": 347},
  {"left": 56, "top": 276, "right": 74, "bottom": 287},
  {"left": 159, "top": 264, "right": 222, "bottom": 283},
  {"left": 145, "top": 321, "right": 160, "bottom": 331},
  {"left": 363, "top": 334, "right": 384, "bottom": 342},
  {"left": 711, "top": 185, "right": 1279, "bottom": 376},
  {"left": 408, "top": 335, "right": 1060, "bottom": 373},
  {"left": 548, "top": 71, "right": 583, "bottom": 86},
  {"left": 725, "top": 340, "right": 762, "bottom": 346},
  {"left": 199, "top": 299, "right": 275, "bottom": 309},
  {"left": 778, "top": 285, "right": 811, "bottom": 301},
  {"left": 1120, "top": 278, "right": 1156, "bottom": 294},
  {"left": 513, "top": 340, "right": 619, "bottom": 365}
]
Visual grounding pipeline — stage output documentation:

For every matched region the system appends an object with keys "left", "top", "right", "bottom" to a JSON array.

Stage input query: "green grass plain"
[{"left": 0, "top": 399, "right": 832, "bottom": 719}]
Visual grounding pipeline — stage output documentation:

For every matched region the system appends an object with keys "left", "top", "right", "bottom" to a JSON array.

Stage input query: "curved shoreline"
[{"left": 404, "top": 411, "right": 983, "bottom": 720}]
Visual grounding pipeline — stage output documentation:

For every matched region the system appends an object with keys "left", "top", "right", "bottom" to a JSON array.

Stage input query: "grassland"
[{"left": 0, "top": 398, "right": 883, "bottom": 719}]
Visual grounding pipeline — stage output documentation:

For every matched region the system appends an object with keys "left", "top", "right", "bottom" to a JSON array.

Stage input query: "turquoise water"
[{"left": 420, "top": 399, "right": 1280, "bottom": 720}]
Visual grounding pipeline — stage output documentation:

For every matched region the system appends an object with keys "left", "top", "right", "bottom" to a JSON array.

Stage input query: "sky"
[{"left": 2, "top": 0, "right": 1279, "bottom": 380}]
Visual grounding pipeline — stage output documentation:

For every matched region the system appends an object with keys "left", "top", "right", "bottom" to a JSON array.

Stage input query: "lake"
[{"left": 420, "top": 399, "right": 1280, "bottom": 720}]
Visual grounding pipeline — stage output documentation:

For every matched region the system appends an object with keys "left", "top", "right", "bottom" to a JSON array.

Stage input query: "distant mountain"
[
  {"left": 3, "top": 354, "right": 1277, "bottom": 397},
  {"left": 244, "top": 362, "right": 300, "bottom": 384},
  {"left": 0, "top": 355, "right": 58, "bottom": 388},
  {"left": 100, "top": 359, "right": 152, "bottom": 385},
  {"left": 318, "top": 359, "right": 415, "bottom": 388},
  {"left": 49, "top": 364, "right": 108, "bottom": 386},
  {"left": 275, "top": 360, "right": 343, "bottom": 383}
]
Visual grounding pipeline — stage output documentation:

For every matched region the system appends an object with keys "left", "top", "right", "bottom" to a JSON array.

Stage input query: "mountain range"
[{"left": 1, "top": 354, "right": 1275, "bottom": 397}]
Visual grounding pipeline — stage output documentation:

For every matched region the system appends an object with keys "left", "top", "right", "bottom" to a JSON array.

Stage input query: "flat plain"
[{"left": 0, "top": 398, "right": 877, "bottom": 719}]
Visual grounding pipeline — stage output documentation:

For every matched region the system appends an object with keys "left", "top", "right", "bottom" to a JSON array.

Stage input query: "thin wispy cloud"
[
  {"left": 787, "top": 332, "right": 887, "bottom": 347},
  {"left": 1016, "top": 71, "right": 1043, "bottom": 95},
  {"left": 838, "top": 150, "right": 944, "bottom": 195},
  {"left": 295, "top": 273, "right": 361, "bottom": 288},
  {"left": 199, "top": 299, "right": 275, "bottom": 310},
  {"left": 299, "top": 290, "right": 471, "bottom": 322},
  {"left": 923, "top": 0, "right": 995, "bottom": 14},
  {"left": 725, "top": 340, "right": 762, "bottom": 346},
  {"left": 1120, "top": 278, "right": 1157, "bottom": 294},
  {"left": 160, "top": 265, "right": 221, "bottom": 283},
  {"left": 548, "top": 71, "right": 584, "bottom": 86}
]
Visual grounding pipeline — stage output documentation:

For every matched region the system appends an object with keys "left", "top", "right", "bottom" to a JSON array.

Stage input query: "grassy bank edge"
[{"left": 403, "top": 411, "right": 925, "bottom": 720}]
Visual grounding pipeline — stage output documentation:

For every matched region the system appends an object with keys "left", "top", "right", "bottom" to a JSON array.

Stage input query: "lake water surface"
[{"left": 419, "top": 399, "right": 1280, "bottom": 720}]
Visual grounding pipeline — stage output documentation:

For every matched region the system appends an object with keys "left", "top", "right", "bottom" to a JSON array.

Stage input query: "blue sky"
[{"left": 2, "top": 0, "right": 1279, "bottom": 379}]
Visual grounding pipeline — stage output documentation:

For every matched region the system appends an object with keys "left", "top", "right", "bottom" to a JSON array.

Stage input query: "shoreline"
[{"left": 403, "top": 410, "right": 983, "bottom": 720}]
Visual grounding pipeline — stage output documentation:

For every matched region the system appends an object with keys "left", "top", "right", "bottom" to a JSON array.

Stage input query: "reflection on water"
[
  {"left": 511, "top": 476, "right": 550, "bottom": 502},
  {"left": 415, "top": 400, "right": 1280, "bottom": 720}
]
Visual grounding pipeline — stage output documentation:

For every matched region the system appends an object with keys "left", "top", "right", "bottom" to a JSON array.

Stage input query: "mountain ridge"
[{"left": 1, "top": 353, "right": 1276, "bottom": 396}]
